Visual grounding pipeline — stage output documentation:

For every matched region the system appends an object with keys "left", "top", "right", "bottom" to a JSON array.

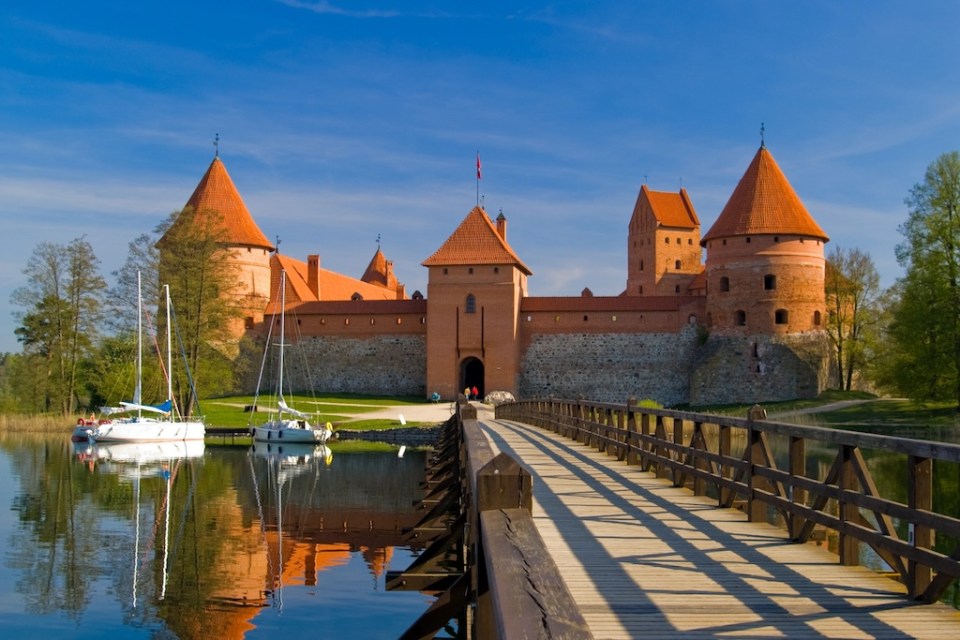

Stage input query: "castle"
[{"left": 162, "top": 143, "right": 833, "bottom": 406}]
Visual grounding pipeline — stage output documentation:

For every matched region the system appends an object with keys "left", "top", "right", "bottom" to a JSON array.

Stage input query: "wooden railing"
[
  {"left": 388, "top": 400, "right": 592, "bottom": 639},
  {"left": 496, "top": 397, "right": 960, "bottom": 604}
]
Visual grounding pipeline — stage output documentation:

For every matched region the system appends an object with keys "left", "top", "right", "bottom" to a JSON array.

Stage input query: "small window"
[
  {"left": 775, "top": 309, "right": 789, "bottom": 324},
  {"left": 583, "top": 315, "right": 589, "bottom": 322},
  {"left": 719, "top": 276, "right": 730, "bottom": 292},
  {"left": 764, "top": 274, "right": 776, "bottom": 290},
  {"left": 468, "top": 267, "right": 474, "bottom": 274},
  {"left": 688, "top": 238, "right": 693, "bottom": 245},
  {"left": 774, "top": 236, "right": 780, "bottom": 243},
  {"left": 351, "top": 292, "right": 363, "bottom": 301},
  {"left": 676, "top": 238, "right": 681, "bottom": 245},
  {"left": 526, "top": 315, "right": 532, "bottom": 322},
  {"left": 420, "top": 317, "right": 426, "bottom": 324},
  {"left": 465, "top": 294, "right": 476, "bottom": 314},
  {"left": 443, "top": 268, "right": 448, "bottom": 275},
  {"left": 664, "top": 237, "right": 669, "bottom": 244},
  {"left": 320, "top": 318, "right": 326, "bottom": 325},
  {"left": 370, "top": 318, "right": 375, "bottom": 325},
  {"left": 814, "top": 310, "right": 822, "bottom": 326},
  {"left": 640, "top": 260, "right": 644, "bottom": 271},
  {"left": 554, "top": 315, "right": 560, "bottom": 323},
  {"left": 746, "top": 237, "right": 752, "bottom": 243},
  {"left": 396, "top": 317, "right": 402, "bottom": 325},
  {"left": 611, "top": 315, "right": 617, "bottom": 322},
  {"left": 675, "top": 285, "right": 680, "bottom": 293},
  {"left": 639, "top": 285, "right": 643, "bottom": 294},
  {"left": 675, "top": 260, "right": 681, "bottom": 269},
  {"left": 493, "top": 267, "right": 499, "bottom": 274},
  {"left": 722, "top": 239, "right": 727, "bottom": 246},
  {"left": 688, "top": 314, "right": 697, "bottom": 324},
  {"left": 735, "top": 310, "right": 746, "bottom": 326},
  {"left": 345, "top": 318, "right": 350, "bottom": 325}
]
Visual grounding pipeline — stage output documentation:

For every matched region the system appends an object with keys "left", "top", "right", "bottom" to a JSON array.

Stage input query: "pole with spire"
[{"left": 476, "top": 151, "right": 481, "bottom": 207}]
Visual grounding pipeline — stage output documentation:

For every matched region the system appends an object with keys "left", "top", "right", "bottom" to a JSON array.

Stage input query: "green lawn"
[
  {"left": 199, "top": 393, "right": 433, "bottom": 429},
  {"left": 685, "top": 390, "right": 960, "bottom": 431}
]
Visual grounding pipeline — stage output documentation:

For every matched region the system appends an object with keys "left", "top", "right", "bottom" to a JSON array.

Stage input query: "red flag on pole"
[{"left": 476, "top": 152, "right": 482, "bottom": 180}]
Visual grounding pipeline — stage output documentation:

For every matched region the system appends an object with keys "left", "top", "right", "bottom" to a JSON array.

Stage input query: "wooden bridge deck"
[{"left": 477, "top": 409, "right": 960, "bottom": 639}]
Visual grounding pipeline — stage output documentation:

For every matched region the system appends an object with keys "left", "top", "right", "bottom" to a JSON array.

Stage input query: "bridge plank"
[{"left": 479, "top": 410, "right": 960, "bottom": 639}]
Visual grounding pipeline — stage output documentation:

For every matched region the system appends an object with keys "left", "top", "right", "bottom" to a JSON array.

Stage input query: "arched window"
[
  {"left": 465, "top": 294, "right": 476, "bottom": 314},
  {"left": 775, "top": 309, "right": 789, "bottom": 324},
  {"left": 351, "top": 292, "right": 363, "bottom": 301},
  {"left": 720, "top": 276, "right": 730, "bottom": 292},
  {"left": 675, "top": 260, "right": 681, "bottom": 269},
  {"left": 764, "top": 274, "right": 777, "bottom": 290},
  {"left": 814, "top": 310, "right": 822, "bottom": 325},
  {"left": 735, "top": 310, "right": 746, "bottom": 326}
]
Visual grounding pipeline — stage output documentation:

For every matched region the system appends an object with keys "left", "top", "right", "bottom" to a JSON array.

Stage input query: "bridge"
[{"left": 390, "top": 398, "right": 960, "bottom": 639}]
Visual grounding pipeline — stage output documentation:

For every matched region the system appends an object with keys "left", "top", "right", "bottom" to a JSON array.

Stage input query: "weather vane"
[
  {"left": 377, "top": 233, "right": 381, "bottom": 249},
  {"left": 275, "top": 235, "right": 281, "bottom": 254},
  {"left": 214, "top": 133, "right": 220, "bottom": 157},
  {"left": 760, "top": 122, "right": 765, "bottom": 149}
]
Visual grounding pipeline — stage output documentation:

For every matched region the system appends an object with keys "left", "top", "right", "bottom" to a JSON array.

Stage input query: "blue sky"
[{"left": 2, "top": 1, "right": 958, "bottom": 353}]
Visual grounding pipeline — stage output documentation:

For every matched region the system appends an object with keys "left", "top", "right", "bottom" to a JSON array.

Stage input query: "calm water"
[{"left": 0, "top": 434, "right": 435, "bottom": 639}]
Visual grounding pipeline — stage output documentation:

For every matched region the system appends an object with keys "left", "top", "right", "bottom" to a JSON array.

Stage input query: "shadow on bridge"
[{"left": 482, "top": 415, "right": 956, "bottom": 638}]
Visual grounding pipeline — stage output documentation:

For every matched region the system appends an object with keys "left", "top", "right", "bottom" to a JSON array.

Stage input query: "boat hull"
[
  {"left": 253, "top": 420, "right": 332, "bottom": 444},
  {"left": 90, "top": 419, "right": 206, "bottom": 443}
]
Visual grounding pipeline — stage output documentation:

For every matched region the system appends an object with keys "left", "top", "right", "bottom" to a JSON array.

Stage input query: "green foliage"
[
  {"left": 158, "top": 207, "right": 245, "bottom": 416},
  {"left": 824, "top": 245, "right": 881, "bottom": 390},
  {"left": 880, "top": 151, "right": 960, "bottom": 406},
  {"left": 10, "top": 237, "right": 106, "bottom": 415},
  {"left": 635, "top": 398, "right": 663, "bottom": 409}
]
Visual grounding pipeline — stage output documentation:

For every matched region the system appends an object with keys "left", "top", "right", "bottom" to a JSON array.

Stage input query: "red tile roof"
[
  {"left": 272, "top": 253, "right": 402, "bottom": 308},
  {"left": 361, "top": 247, "right": 399, "bottom": 290},
  {"left": 422, "top": 207, "right": 532, "bottom": 275},
  {"left": 177, "top": 157, "right": 273, "bottom": 250},
  {"left": 702, "top": 146, "right": 828, "bottom": 244},
  {"left": 641, "top": 186, "right": 700, "bottom": 229}
]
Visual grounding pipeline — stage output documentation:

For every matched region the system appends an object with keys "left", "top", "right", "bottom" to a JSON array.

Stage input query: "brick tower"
[
  {"left": 160, "top": 155, "right": 274, "bottom": 337},
  {"left": 422, "top": 207, "right": 531, "bottom": 400},
  {"left": 626, "top": 185, "right": 703, "bottom": 296},
  {"left": 701, "top": 144, "right": 829, "bottom": 335}
]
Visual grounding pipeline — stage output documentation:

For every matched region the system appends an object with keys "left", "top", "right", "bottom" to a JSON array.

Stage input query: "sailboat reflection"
[
  {"left": 92, "top": 441, "right": 204, "bottom": 608},
  {"left": 248, "top": 441, "right": 334, "bottom": 610}
]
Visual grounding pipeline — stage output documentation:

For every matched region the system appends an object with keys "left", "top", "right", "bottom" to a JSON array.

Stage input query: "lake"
[{"left": 0, "top": 433, "right": 436, "bottom": 639}]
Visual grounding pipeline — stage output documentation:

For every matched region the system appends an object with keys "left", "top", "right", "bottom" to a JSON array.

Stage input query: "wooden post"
[
  {"left": 626, "top": 400, "right": 639, "bottom": 467},
  {"left": 907, "top": 455, "right": 933, "bottom": 598},
  {"left": 838, "top": 444, "right": 859, "bottom": 565},
  {"left": 789, "top": 435, "right": 806, "bottom": 540},
  {"left": 718, "top": 423, "right": 732, "bottom": 506},
  {"left": 475, "top": 453, "right": 533, "bottom": 638}
]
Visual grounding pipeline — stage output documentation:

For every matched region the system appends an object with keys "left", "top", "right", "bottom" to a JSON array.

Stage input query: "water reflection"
[{"left": 0, "top": 433, "right": 431, "bottom": 639}]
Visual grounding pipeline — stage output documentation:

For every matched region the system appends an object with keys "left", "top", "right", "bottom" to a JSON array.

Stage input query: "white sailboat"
[
  {"left": 251, "top": 270, "right": 332, "bottom": 444},
  {"left": 90, "top": 275, "right": 205, "bottom": 443}
]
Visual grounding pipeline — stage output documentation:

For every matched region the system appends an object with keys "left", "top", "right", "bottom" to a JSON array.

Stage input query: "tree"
[
  {"left": 156, "top": 207, "right": 243, "bottom": 416},
  {"left": 10, "top": 237, "right": 106, "bottom": 415},
  {"left": 824, "top": 246, "right": 881, "bottom": 390},
  {"left": 886, "top": 151, "right": 960, "bottom": 406}
]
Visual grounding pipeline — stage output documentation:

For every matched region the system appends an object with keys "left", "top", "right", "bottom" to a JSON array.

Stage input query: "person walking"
[{"left": 471, "top": 386, "right": 479, "bottom": 401}]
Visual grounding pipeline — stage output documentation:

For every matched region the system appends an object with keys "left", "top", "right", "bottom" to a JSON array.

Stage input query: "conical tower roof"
[
  {"left": 701, "top": 146, "right": 828, "bottom": 244},
  {"left": 164, "top": 156, "right": 273, "bottom": 250},
  {"left": 422, "top": 206, "right": 531, "bottom": 275},
  {"left": 361, "top": 247, "right": 393, "bottom": 288}
]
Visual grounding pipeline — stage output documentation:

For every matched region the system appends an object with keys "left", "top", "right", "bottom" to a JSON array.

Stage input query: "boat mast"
[
  {"left": 136, "top": 271, "right": 143, "bottom": 421},
  {"left": 277, "top": 270, "right": 286, "bottom": 414},
  {"left": 165, "top": 284, "right": 173, "bottom": 422}
]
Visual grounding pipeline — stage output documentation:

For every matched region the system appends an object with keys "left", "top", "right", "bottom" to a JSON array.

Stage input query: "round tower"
[
  {"left": 161, "top": 155, "right": 274, "bottom": 335},
  {"left": 701, "top": 145, "right": 829, "bottom": 335}
]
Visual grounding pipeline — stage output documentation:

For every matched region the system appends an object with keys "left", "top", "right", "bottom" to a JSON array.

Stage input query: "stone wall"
[
  {"left": 518, "top": 326, "right": 700, "bottom": 406},
  {"left": 277, "top": 335, "right": 427, "bottom": 396},
  {"left": 688, "top": 332, "right": 834, "bottom": 406}
]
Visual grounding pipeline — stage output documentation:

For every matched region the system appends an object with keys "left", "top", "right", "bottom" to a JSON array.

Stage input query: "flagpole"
[{"left": 476, "top": 151, "right": 481, "bottom": 207}]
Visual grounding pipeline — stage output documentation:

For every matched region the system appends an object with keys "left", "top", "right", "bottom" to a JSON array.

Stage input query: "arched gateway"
[{"left": 460, "top": 357, "right": 484, "bottom": 399}]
